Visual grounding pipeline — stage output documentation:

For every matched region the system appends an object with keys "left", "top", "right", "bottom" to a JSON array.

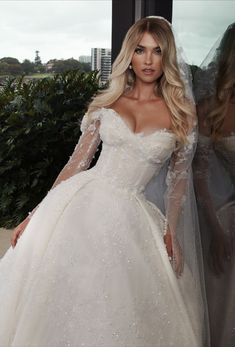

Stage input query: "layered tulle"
[{"left": 0, "top": 169, "right": 202, "bottom": 346}]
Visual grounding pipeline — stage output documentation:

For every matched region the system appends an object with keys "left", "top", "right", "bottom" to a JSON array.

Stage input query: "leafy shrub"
[{"left": 0, "top": 69, "right": 99, "bottom": 228}]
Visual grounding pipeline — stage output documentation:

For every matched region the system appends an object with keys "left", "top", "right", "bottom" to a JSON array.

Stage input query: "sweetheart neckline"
[{"left": 101, "top": 107, "right": 176, "bottom": 139}]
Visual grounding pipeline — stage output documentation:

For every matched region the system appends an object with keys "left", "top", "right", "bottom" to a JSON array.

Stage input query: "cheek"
[
  {"left": 155, "top": 56, "right": 162, "bottom": 69},
  {"left": 131, "top": 55, "right": 142, "bottom": 68},
  {"left": 155, "top": 60, "right": 163, "bottom": 76}
]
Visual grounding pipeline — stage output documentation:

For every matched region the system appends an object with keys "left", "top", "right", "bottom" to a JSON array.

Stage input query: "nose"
[{"left": 145, "top": 51, "right": 152, "bottom": 65}]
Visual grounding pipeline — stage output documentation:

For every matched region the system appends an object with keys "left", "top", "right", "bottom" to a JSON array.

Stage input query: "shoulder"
[
  {"left": 80, "top": 108, "right": 103, "bottom": 133},
  {"left": 109, "top": 95, "right": 129, "bottom": 110}
]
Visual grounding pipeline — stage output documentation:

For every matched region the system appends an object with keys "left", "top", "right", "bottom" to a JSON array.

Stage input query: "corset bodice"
[{"left": 92, "top": 108, "right": 176, "bottom": 193}]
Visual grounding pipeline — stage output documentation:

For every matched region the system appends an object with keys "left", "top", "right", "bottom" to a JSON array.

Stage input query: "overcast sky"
[
  {"left": 0, "top": 0, "right": 112, "bottom": 63},
  {"left": 173, "top": 0, "right": 235, "bottom": 65},
  {"left": 0, "top": 0, "right": 234, "bottom": 66}
]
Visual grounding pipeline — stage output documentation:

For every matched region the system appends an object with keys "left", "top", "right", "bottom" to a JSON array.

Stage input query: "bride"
[{"left": 0, "top": 17, "right": 208, "bottom": 346}]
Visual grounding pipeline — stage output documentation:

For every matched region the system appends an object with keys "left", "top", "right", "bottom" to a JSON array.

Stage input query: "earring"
[{"left": 129, "top": 64, "right": 133, "bottom": 69}]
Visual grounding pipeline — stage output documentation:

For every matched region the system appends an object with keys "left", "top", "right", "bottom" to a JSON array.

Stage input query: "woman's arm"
[
  {"left": 164, "top": 112, "right": 197, "bottom": 276},
  {"left": 11, "top": 112, "right": 101, "bottom": 247},
  {"left": 51, "top": 118, "right": 101, "bottom": 188}
]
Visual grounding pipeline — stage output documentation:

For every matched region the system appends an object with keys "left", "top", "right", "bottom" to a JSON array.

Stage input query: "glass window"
[{"left": 172, "top": 0, "right": 235, "bottom": 66}]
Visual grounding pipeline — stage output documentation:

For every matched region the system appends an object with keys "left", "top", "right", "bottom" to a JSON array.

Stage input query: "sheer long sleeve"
[
  {"left": 164, "top": 123, "right": 198, "bottom": 274},
  {"left": 52, "top": 112, "right": 101, "bottom": 188},
  {"left": 165, "top": 129, "right": 197, "bottom": 230},
  {"left": 164, "top": 123, "right": 210, "bottom": 344},
  {"left": 29, "top": 110, "right": 102, "bottom": 219}
]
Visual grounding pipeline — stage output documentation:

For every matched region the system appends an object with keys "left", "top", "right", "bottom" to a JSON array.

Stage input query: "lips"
[{"left": 142, "top": 68, "right": 155, "bottom": 74}]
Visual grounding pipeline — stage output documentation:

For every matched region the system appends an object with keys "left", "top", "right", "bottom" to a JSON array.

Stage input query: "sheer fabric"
[
  {"left": 164, "top": 124, "right": 197, "bottom": 272},
  {"left": 193, "top": 128, "right": 235, "bottom": 347},
  {"left": 193, "top": 22, "right": 235, "bottom": 347},
  {"left": 52, "top": 113, "right": 101, "bottom": 188},
  {"left": 28, "top": 113, "right": 101, "bottom": 219}
]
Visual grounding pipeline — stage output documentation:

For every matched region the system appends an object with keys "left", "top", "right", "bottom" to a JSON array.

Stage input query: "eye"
[
  {"left": 154, "top": 47, "right": 162, "bottom": 55},
  {"left": 134, "top": 47, "right": 144, "bottom": 54}
]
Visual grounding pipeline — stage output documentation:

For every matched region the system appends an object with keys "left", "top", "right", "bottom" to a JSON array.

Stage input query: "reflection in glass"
[
  {"left": 172, "top": 0, "right": 235, "bottom": 65},
  {"left": 193, "top": 23, "right": 235, "bottom": 347}
]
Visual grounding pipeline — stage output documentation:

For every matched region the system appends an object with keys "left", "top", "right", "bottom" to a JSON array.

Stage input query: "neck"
[{"left": 127, "top": 80, "right": 159, "bottom": 101}]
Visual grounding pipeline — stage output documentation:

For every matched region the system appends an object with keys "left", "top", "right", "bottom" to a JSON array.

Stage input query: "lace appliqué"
[{"left": 51, "top": 110, "right": 102, "bottom": 189}]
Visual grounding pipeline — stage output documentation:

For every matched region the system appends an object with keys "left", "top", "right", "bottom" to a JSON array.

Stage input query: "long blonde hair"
[
  {"left": 207, "top": 23, "right": 235, "bottom": 140},
  {"left": 87, "top": 17, "right": 194, "bottom": 143}
]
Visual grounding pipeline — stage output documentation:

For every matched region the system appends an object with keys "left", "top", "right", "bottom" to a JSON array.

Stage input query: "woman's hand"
[
  {"left": 164, "top": 230, "right": 184, "bottom": 277},
  {"left": 163, "top": 231, "right": 173, "bottom": 259},
  {"left": 11, "top": 217, "right": 30, "bottom": 248},
  {"left": 171, "top": 237, "right": 184, "bottom": 277}
]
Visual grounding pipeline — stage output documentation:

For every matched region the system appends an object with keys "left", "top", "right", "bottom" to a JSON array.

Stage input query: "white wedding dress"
[{"left": 0, "top": 107, "right": 204, "bottom": 347}]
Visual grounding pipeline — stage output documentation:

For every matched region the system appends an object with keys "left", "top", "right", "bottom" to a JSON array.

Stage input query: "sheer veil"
[
  {"left": 193, "top": 23, "right": 235, "bottom": 252},
  {"left": 193, "top": 23, "right": 235, "bottom": 346},
  {"left": 193, "top": 23, "right": 235, "bottom": 208},
  {"left": 144, "top": 16, "right": 209, "bottom": 346}
]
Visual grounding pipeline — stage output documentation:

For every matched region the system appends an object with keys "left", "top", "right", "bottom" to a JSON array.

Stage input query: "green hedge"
[{"left": 0, "top": 70, "right": 99, "bottom": 228}]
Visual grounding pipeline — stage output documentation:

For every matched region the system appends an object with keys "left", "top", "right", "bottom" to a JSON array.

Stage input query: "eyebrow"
[{"left": 136, "top": 44, "right": 161, "bottom": 49}]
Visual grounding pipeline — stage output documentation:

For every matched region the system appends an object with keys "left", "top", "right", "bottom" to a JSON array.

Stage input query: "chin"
[{"left": 140, "top": 77, "right": 158, "bottom": 84}]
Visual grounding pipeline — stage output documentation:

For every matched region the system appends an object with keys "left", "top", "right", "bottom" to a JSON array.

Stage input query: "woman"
[
  {"left": 194, "top": 23, "right": 235, "bottom": 347},
  {"left": 0, "top": 17, "right": 207, "bottom": 346}
]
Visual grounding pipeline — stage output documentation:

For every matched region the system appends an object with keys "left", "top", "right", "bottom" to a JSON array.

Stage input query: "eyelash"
[
  {"left": 134, "top": 48, "right": 144, "bottom": 54},
  {"left": 154, "top": 48, "right": 162, "bottom": 54},
  {"left": 134, "top": 47, "right": 162, "bottom": 55}
]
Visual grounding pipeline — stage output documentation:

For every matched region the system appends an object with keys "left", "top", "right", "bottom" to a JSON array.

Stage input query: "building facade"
[
  {"left": 91, "top": 48, "right": 111, "bottom": 85},
  {"left": 79, "top": 55, "right": 91, "bottom": 64}
]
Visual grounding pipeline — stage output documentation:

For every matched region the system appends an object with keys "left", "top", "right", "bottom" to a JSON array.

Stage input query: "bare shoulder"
[{"left": 109, "top": 95, "right": 132, "bottom": 113}]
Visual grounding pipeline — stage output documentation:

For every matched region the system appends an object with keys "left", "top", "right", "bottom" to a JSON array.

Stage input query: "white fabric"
[{"left": 0, "top": 107, "right": 204, "bottom": 347}]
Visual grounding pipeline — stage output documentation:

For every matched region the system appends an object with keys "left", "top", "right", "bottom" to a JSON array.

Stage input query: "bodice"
[{"left": 92, "top": 108, "right": 176, "bottom": 193}]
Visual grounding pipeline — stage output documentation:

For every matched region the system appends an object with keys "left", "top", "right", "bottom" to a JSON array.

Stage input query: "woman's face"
[{"left": 131, "top": 31, "right": 163, "bottom": 84}]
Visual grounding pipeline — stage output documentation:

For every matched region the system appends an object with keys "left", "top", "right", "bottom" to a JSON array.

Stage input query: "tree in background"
[
  {"left": 34, "top": 50, "right": 42, "bottom": 66},
  {"left": 34, "top": 50, "right": 45, "bottom": 73},
  {"left": 0, "top": 56, "right": 91, "bottom": 76},
  {"left": 0, "top": 57, "right": 23, "bottom": 76},
  {"left": 47, "top": 58, "right": 91, "bottom": 73},
  {"left": 21, "top": 59, "right": 35, "bottom": 75}
]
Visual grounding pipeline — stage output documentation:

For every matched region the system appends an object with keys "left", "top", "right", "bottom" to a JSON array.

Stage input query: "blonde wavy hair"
[
  {"left": 207, "top": 23, "right": 235, "bottom": 140},
  {"left": 87, "top": 17, "right": 194, "bottom": 144}
]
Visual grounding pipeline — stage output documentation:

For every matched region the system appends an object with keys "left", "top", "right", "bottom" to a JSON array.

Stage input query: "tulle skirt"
[{"left": 0, "top": 169, "right": 203, "bottom": 347}]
